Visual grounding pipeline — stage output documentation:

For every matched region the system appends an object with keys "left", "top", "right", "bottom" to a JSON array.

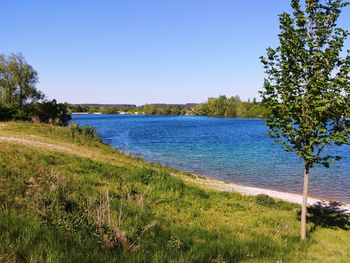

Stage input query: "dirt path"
[
  {"left": 0, "top": 132, "right": 146, "bottom": 169},
  {"left": 0, "top": 136, "right": 95, "bottom": 159}
]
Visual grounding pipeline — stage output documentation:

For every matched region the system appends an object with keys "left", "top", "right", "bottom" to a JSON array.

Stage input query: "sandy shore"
[{"left": 181, "top": 173, "right": 350, "bottom": 213}]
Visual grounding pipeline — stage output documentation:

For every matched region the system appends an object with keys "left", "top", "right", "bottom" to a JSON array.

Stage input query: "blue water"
[{"left": 72, "top": 114, "right": 350, "bottom": 202}]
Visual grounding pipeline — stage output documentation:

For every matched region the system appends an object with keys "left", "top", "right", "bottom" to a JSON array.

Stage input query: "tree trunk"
[{"left": 300, "top": 163, "right": 310, "bottom": 241}]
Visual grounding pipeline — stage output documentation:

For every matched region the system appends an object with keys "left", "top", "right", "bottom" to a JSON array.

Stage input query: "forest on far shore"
[{"left": 68, "top": 95, "right": 267, "bottom": 118}]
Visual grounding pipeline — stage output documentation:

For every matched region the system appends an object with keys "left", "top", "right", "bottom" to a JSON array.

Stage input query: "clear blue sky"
[{"left": 1, "top": 1, "right": 349, "bottom": 105}]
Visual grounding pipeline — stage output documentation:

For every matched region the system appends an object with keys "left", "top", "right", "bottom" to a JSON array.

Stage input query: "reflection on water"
[{"left": 72, "top": 114, "right": 350, "bottom": 202}]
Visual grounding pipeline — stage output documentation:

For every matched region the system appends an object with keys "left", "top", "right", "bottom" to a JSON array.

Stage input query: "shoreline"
[
  {"left": 94, "top": 139, "right": 350, "bottom": 212},
  {"left": 1, "top": 122, "right": 349, "bottom": 213},
  {"left": 137, "top": 154, "right": 350, "bottom": 208},
  {"left": 184, "top": 172, "right": 350, "bottom": 213}
]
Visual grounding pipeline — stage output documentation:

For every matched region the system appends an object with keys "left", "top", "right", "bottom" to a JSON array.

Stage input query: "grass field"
[{"left": 0, "top": 122, "right": 349, "bottom": 262}]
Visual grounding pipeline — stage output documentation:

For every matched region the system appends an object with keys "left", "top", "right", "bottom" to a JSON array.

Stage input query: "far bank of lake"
[{"left": 72, "top": 114, "right": 350, "bottom": 202}]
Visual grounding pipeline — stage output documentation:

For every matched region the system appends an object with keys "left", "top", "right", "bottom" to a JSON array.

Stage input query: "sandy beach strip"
[{"left": 183, "top": 174, "right": 350, "bottom": 213}]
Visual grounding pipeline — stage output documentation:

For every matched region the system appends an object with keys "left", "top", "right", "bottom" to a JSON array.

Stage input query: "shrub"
[
  {"left": 255, "top": 194, "right": 276, "bottom": 207},
  {"left": 69, "top": 122, "right": 100, "bottom": 143},
  {"left": 81, "top": 125, "right": 98, "bottom": 140},
  {"left": 0, "top": 104, "right": 14, "bottom": 121},
  {"left": 33, "top": 100, "right": 71, "bottom": 126}
]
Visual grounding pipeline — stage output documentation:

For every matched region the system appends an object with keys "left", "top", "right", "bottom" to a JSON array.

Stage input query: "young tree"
[{"left": 260, "top": 0, "right": 350, "bottom": 240}]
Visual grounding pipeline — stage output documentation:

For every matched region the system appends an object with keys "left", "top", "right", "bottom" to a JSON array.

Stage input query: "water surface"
[{"left": 72, "top": 114, "right": 350, "bottom": 202}]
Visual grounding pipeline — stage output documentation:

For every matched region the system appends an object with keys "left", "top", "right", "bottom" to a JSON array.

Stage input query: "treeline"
[
  {"left": 0, "top": 53, "right": 71, "bottom": 125},
  {"left": 68, "top": 104, "right": 137, "bottom": 114},
  {"left": 0, "top": 53, "right": 266, "bottom": 122},
  {"left": 67, "top": 104, "right": 192, "bottom": 115},
  {"left": 68, "top": 99, "right": 267, "bottom": 118},
  {"left": 192, "top": 95, "right": 267, "bottom": 118},
  {"left": 142, "top": 104, "right": 187, "bottom": 115}
]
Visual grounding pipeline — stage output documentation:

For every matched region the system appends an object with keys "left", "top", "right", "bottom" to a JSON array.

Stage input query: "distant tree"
[
  {"left": 88, "top": 107, "right": 95, "bottom": 114},
  {"left": 161, "top": 106, "right": 172, "bottom": 115},
  {"left": 207, "top": 97, "right": 219, "bottom": 116},
  {"left": 70, "top": 104, "right": 85, "bottom": 113},
  {"left": 100, "top": 106, "right": 119, "bottom": 114},
  {"left": 224, "top": 96, "right": 240, "bottom": 117},
  {"left": 248, "top": 104, "right": 268, "bottom": 118},
  {"left": 261, "top": 0, "right": 350, "bottom": 240},
  {"left": 192, "top": 103, "right": 209, "bottom": 116},
  {"left": 191, "top": 95, "right": 266, "bottom": 118},
  {"left": 207, "top": 95, "right": 229, "bottom": 116},
  {"left": 170, "top": 107, "right": 181, "bottom": 115},
  {"left": 143, "top": 104, "right": 157, "bottom": 115},
  {"left": 236, "top": 102, "right": 249, "bottom": 117},
  {"left": 0, "top": 53, "right": 43, "bottom": 108}
]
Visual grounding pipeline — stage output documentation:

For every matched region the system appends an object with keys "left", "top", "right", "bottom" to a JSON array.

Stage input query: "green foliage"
[
  {"left": 0, "top": 53, "right": 71, "bottom": 126},
  {"left": 142, "top": 104, "right": 158, "bottom": 115},
  {"left": 255, "top": 194, "right": 276, "bottom": 207},
  {"left": 0, "top": 53, "right": 43, "bottom": 108},
  {"left": 67, "top": 100, "right": 266, "bottom": 118},
  {"left": 255, "top": 194, "right": 297, "bottom": 210},
  {"left": 100, "top": 106, "right": 119, "bottom": 114},
  {"left": 69, "top": 122, "right": 100, "bottom": 142},
  {"left": 192, "top": 96, "right": 267, "bottom": 118},
  {"left": 142, "top": 104, "right": 184, "bottom": 115},
  {"left": 0, "top": 104, "right": 13, "bottom": 121},
  {"left": 67, "top": 104, "right": 92, "bottom": 113},
  {"left": 34, "top": 100, "right": 72, "bottom": 126},
  {"left": 260, "top": 0, "right": 350, "bottom": 168}
]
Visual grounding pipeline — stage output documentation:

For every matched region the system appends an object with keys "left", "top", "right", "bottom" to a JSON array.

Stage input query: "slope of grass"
[{"left": 0, "top": 122, "right": 349, "bottom": 262}]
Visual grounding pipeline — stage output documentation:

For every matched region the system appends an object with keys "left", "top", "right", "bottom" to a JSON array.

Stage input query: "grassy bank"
[{"left": 0, "top": 122, "right": 349, "bottom": 262}]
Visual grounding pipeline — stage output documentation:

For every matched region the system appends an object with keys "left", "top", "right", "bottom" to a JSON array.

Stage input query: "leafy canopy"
[
  {"left": 0, "top": 53, "right": 43, "bottom": 107},
  {"left": 260, "top": 0, "right": 350, "bottom": 168},
  {"left": 0, "top": 53, "right": 71, "bottom": 125}
]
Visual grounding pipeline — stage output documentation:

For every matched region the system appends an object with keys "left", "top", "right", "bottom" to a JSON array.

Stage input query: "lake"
[{"left": 72, "top": 114, "right": 350, "bottom": 202}]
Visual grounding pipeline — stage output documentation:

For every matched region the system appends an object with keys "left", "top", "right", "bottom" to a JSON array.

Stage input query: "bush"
[
  {"left": 0, "top": 100, "right": 71, "bottom": 126},
  {"left": 69, "top": 122, "right": 100, "bottom": 142},
  {"left": 255, "top": 194, "right": 276, "bottom": 207},
  {"left": 12, "top": 104, "right": 34, "bottom": 121},
  {"left": 33, "top": 100, "right": 71, "bottom": 126},
  {"left": 0, "top": 104, "right": 14, "bottom": 121},
  {"left": 81, "top": 126, "right": 98, "bottom": 139}
]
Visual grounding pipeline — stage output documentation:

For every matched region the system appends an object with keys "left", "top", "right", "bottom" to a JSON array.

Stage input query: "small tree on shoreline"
[{"left": 260, "top": 0, "right": 350, "bottom": 240}]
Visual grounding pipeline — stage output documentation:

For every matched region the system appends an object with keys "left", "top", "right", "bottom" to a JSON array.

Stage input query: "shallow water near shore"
[{"left": 72, "top": 114, "right": 350, "bottom": 202}]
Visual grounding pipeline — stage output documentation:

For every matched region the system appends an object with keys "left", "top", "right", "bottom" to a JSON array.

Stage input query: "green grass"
[{"left": 0, "top": 122, "right": 349, "bottom": 262}]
